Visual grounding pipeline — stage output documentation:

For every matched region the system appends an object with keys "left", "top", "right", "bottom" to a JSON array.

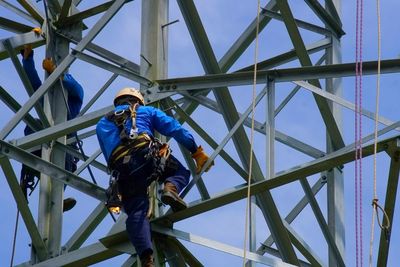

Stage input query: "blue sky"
[{"left": 1, "top": 1, "right": 400, "bottom": 266}]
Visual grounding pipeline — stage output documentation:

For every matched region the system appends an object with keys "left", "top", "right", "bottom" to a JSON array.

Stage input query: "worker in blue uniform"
[
  {"left": 96, "top": 88, "right": 213, "bottom": 266},
  {"left": 20, "top": 33, "right": 84, "bottom": 211}
]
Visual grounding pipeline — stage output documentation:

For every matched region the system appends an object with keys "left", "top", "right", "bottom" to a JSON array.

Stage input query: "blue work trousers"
[{"left": 121, "top": 152, "right": 190, "bottom": 257}]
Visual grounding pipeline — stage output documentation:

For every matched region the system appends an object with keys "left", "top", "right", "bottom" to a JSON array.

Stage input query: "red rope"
[{"left": 355, "top": 0, "right": 364, "bottom": 266}]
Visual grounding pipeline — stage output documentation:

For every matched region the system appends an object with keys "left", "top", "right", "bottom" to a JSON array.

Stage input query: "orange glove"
[
  {"left": 192, "top": 146, "right": 214, "bottom": 174},
  {"left": 42, "top": 58, "right": 56, "bottom": 74},
  {"left": 32, "top": 27, "right": 42, "bottom": 36}
]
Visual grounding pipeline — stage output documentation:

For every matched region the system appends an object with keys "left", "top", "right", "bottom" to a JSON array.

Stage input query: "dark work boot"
[
  {"left": 161, "top": 182, "right": 187, "bottom": 212},
  {"left": 63, "top": 197, "right": 77, "bottom": 212},
  {"left": 140, "top": 253, "right": 154, "bottom": 267}
]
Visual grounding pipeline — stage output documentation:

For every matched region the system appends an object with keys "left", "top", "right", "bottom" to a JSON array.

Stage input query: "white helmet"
[{"left": 114, "top": 87, "right": 144, "bottom": 106}]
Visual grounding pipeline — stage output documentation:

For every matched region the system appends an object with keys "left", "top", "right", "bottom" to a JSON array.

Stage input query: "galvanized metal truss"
[{"left": 0, "top": 0, "right": 398, "bottom": 266}]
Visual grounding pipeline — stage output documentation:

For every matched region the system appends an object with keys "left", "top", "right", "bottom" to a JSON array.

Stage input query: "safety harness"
[{"left": 105, "top": 104, "right": 176, "bottom": 214}]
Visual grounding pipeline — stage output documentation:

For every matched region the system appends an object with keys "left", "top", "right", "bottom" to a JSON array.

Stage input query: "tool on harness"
[
  {"left": 105, "top": 171, "right": 122, "bottom": 214},
  {"left": 20, "top": 173, "right": 39, "bottom": 200},
  {"left": 145, "top": 139, "right": 177, "bottom": 184},
  {"left": 106, "top": 103, "right": 139, "bottom": 144}
]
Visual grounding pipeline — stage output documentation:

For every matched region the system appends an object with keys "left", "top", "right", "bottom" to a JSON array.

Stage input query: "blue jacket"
[
  {"left": 22, "top": 51, "right": 84, "bottom": 120},
  {"left": 96, "top": 105, "right": 198, "bottom": 162}
]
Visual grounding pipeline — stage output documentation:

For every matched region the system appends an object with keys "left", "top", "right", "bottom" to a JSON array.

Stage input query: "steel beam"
[
  {"left": 324, "top": 2, "right": 345, "bottom": 265},
  {"left": 219, "top": 0, "right": 278, "bottom": 72},
  {"left": 149, "top": 136, "right": 400, "bottom": 227},
  {"left": 59, "top": 0, "right": 133, "bottom": 27},
  {"left": 64, "top": 202, "right": 108, "bottom": 252},
  {"left": 0, "top": 140, "right": 106, "bottom": 201},
  {"left": 180, "top": 93, "right": 325, "bottom": 159},
  {"left": 71, "top": 49, "right": 152, "bottom": 87},
  {"left": 276, "top": 0, "right": 345, "bottom": 150},
  {"left": 170, "top": 98, "right": 248, "bottom": 180},
  {"left": 12, "top": 105, "right": 113, "bottom": 149},
  {"left": 17, "top": 0, "right": 44, "bottom": 24},
  {"left": 180, "top": 0, "right": 278, "bottom": 127},
  {"left": 180, "top": 87, "right": 268, "bottom": 198},
  {"left": 0, "top": 16, "right": 33, "bottom": 33},
  {"left": 153, "top": 59, "right": 400, "bottom": 93},
  {"left": 238, "top": 38, "right": 330, "bottom": 72},
  {"left": 0, "top": 0, "right": 128, "bottom": 139},
  {"left": 169, "top": 239, "right": 204, "bottom": 267},
  {"left": 152, "top": 225, "right": 296, "bottom": 266},
  {"left": 258, "top": 177, "right": 326, "bottom": 252},
  {"left": 56, "top": 30, "right": 141, "bottom": 74},
  {"left": 266, "top": 79, "right": 275, "bottom": 178},
  {"left": 79, "top": 73, "right": 118, "bottom": 115},
  {"left": 0, "top": 0, "right": 39, "bottom": 25},
  {"left": 0, "top": 31, "right": 45, "bottom": 60},
  {"left": 0, "top": 85, "right": 42, "bottom": 131},
  {"left": 377, "top": 142, "right": 400, "bottom": 267},
  {"left": 294, "top": 81, "right": 400, "bottom": 130},
  {"left": 0, "top": 157, "right": 48, "bottom": 261},
  {"left": 16, "top": 242, "right": 122, "bottom": 267},
  {"left": 177, "top": 1, "right": 299, "bottom": 263},
  {"left": 300, "top": 178, "right": 345, "bottom": 266},
  {"left": 284, "top": 221, "right": 324, "bottom": 266},
  {"left": 156, "top": 235, "right": 187, "bottom": 267},
  {"left": 53, "top": 142, "right": 107, "bottom": 173},
  {"left": 304, "top": 0, "right": 344, "bottom": 37},
  {"left": 260, "top": 9, "right": 332, "bottom": 36},
  {"left": 58, "top": 0, "right": 73, "bottom": 23}
]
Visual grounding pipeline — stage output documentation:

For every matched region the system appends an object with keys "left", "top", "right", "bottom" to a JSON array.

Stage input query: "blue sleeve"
[
  {"left": 96, "top": 116, "right": 121, "bottom": 162},
  {"left": 22, "top": 51, "right": 42, "bottom": 92},
  {"left": 63, "top": 74, "right": 84, "bottom": 119},
  {"left": 152, "top": 108, "right": 198, "bottom": 153},
  {"left": 96, "top": 123, "right": 108, "bottom": 162},
  {"left": 62, "top": 74, "right": 84, "bottom": 100}
]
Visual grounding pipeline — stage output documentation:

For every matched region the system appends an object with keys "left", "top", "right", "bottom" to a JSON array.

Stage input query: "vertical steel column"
[
  {"left": 325, "top": 1, "right": 345, "bottom": 266},
  {"left": 248, "top": 196, "right": 256, "bottom": 267},
  {"left": 141, "top": 0, "right": 169, "bottom": 264},
  {"left": 36, "top": 1, "right": 79, "bottom": 260},
  {"left": 266, "top": 78, "right": 275, "bottom": 178},
  {"left": 140, "top": 0, "right": 168, "bottom": 81}
]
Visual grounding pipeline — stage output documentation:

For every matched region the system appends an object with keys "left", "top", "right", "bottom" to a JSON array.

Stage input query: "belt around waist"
[{"left": 109, "top": 133, "right": 151, "bottom": 165}]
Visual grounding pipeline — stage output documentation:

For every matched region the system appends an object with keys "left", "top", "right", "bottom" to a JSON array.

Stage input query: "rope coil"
[{"left": 371, "top": 199, "right": 390, "bottom": 241}]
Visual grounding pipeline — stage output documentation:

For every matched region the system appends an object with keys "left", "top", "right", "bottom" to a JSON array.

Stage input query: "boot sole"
[{"left": 161, "top": 192, "right": 187, "bottom": 212}]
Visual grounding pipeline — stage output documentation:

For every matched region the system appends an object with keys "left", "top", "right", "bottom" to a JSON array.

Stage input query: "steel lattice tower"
[{"left": 1, "top": 1, "right": 399, "bottom": 266}]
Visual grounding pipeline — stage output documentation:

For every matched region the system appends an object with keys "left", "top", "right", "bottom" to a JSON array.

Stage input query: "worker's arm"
[
  {"left": 62, "top": 74, "right": 84, "bottom": 100},
  {"left": 152, "top": 107, "right": 198, "bottom": 154},
  {"left": 62, "top": 74, "right": 84, "bottom": 119},
  {"left": 152, "top": 107, "right": 214, "bottom": 173},
  {"left": 22, "top": 50, "right": 42, "bottom": 91}
]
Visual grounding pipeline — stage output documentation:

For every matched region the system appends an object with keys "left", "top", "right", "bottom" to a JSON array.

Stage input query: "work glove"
[
  {"left": 42, "top": 58, "right": 56, "bottom": 74},
  {"left": 192, "top": 146, "right": 214, "bottom": 174},
  {"left": 21, "top": 28, "right": 41, "bottom": 59},
  {"left": 32, "top": 27, "right": 42, "bottom": 36}
]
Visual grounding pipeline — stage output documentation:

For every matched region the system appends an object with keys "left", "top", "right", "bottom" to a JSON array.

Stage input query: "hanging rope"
[
  {"left": 354, "top": 0, "right": 364, "bottom": 266},
  {"left": 10, "top": 210, "right": 20, "bottom": 267},
  {"left": 58, "top": 78, "right": 98, "bottom": 185},
  {"left": 242, "top": 1, "right": 261, "bottom": 265},
  {"left": 369, "top": 1, "right": 390, "bottom": 266}
]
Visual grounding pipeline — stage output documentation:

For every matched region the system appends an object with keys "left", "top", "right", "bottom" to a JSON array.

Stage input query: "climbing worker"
[
  {"left": 20, "top": 29, "right": 84, "bottom": 211},
  {"left": 96, "top": 87, "right": 213, "bottom": 266}
]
